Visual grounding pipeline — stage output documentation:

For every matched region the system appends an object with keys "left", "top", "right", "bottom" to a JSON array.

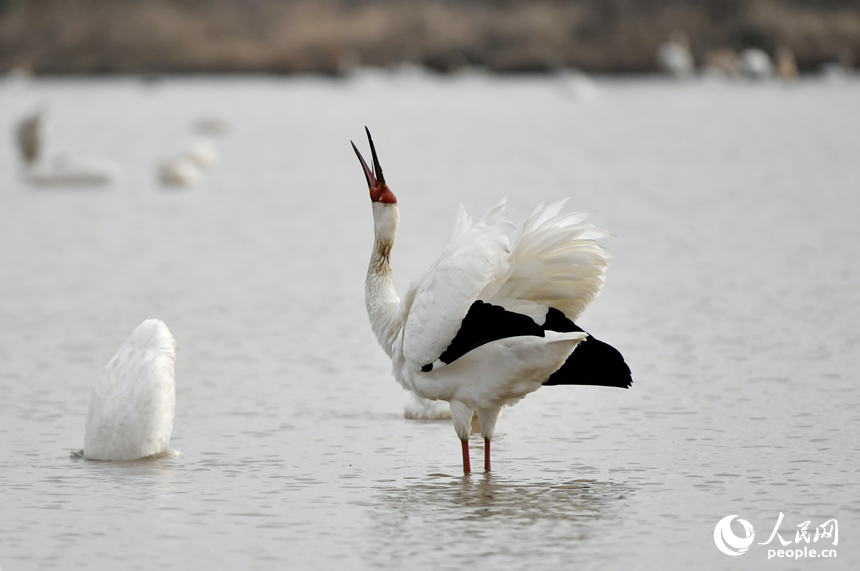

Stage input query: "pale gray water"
[{"left": 0, "top": 72, "right": 858, "bottom": 570}]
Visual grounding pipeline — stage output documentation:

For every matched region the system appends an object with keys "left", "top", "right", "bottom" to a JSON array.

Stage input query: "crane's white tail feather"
[
  {"left": 449, "top": 196, "right": 508, "bottom": 241},
  {"left": 83, "top": 319, "right": 177, "bottom": 461},
  {"left": 400, "top": 199, "right": 514, "bottom": 367},
  {"left": 483, "top": 200, "right": 612, "bottom": 323}
]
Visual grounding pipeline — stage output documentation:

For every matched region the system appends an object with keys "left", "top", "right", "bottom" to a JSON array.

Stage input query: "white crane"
[
  {"left": 83, "top": 320, "right": 177, "bottom": 461},
  {"left": 353, "top": 129, "right": 632, "bottom": 473}
]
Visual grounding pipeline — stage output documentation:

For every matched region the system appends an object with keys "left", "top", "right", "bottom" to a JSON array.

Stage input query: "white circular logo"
[{"left": 714, "top": 515, "right": 755, "bottom": 556}]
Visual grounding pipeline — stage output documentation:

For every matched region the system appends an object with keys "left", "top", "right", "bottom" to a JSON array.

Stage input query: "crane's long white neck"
[{"left": 366, "top": 202, "right": 402, "bottom": 358}]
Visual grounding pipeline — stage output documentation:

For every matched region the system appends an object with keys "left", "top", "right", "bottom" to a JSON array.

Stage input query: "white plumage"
[
  {"left": 485, "top": 200, "right": 610, "bottom": 321},
  {"left": 353, "top": 129, "right": 629, "bottom": 473},
  {"left": 390, "top": 201, "right": 600, "bottom": 436},
  {"left": 404, "top": 392, "right": 451, "bottom": 420},
  {"left": 400, "top": 200, "right": 513, "bottom": 367},
  {"left": 83, "top": 319, "right": 177, "bottom": 461}
]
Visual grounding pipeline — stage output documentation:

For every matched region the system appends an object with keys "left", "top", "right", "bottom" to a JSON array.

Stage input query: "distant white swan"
[
  {"left": 159, "top": 156, "right": 201, "bottom": 186},
  {"left": 556, "top": 69, "right": 600, "bottom": 101},
  {"left": 83, "top": 319, "right": 177, "bottom": 461},
  {"left": 16, "top": 108, "right": 121, "bottom": 186},
  {"left": 185, "top": 138, "right": 219, "bottom": 169},
  {"left": 29, "top": 153, "right": 120, "bottom": 186},
  {"left": 656, "top": 31, "right": 695, "bottom": 77},
  {"left": 738, "top": 48, "right": 775, "bottom": 79},
  {"left": 820, "top": 56, "right": 853, "bottom": 82},
  {"left": 159, "top": 139, "right": 218, "bottom": 186}
]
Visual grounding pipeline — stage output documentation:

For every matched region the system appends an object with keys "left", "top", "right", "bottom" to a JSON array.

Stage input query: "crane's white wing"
[
  {"left": 400, "top": 199, "right": 513, "bottom": 367},
  {"left": 481, "top": 200, "right": 611, "bottom": 324}
]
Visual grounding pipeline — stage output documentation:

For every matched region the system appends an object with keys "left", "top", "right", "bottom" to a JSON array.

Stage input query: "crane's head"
[{"left": 351, "top": 127, "right": 397, "bottom": 204}]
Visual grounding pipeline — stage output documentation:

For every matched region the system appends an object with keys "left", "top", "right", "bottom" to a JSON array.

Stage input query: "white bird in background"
[
  {"left": 738, "top": 48, "right": 775, "bottom": 79},
  {"left": 29, "top": 153, "right": 120, "bottom": 186},
  {"left": 353, "top": 129, "right": 632, "bottom": 473},
  {"left": 83, "top": 319, "right": 177, "bottom": 461},
  {"left": 656, "top": 30, "right": 695, "bottom": 77},
  {"left": 185, "top": 138, "right": 219, "bottom": 169},
  {"left": 556, "top": 68, "right": 600, "bottom": 102},
  {"left": 159, "top": 155, "right": 202, "bottom": 186},
  {"left": 15, "top": 108, "right": 120, "bottom": 186},
  {"left": 159, "top": 138, "right": 219, "bottom": 187}
]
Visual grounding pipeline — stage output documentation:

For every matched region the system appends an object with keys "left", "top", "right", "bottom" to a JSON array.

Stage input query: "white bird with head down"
[
  {"left": 83, "top": 319, "right": 177, "bottom": 461},
  {"left": 353, "top": 128, "right": 632, "bottom": 473}
]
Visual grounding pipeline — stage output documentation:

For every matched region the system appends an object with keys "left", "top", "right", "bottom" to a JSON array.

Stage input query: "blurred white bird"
[
  {"left": 738, "top": 48, "right": 775, "bottom": 79},
  {"left": 29, "top": 153, "right": 120, "bottom": 186},
  {"left": 353, "top": 129, "right": 632, "bottom": 473},
  {"left": 185, "top": 138, "right": 219, "bottom": 169},
  {"left": 820, "top": 51, "right": 854, "bottom": 82},
  {"left": 159, "top": 138, "right": 218, "bottom": 186},
  {"left": 83, "top": 320, "right": 177, "bottom": 461},
  {"left": 159, "top": 155, "right": 202, "bottom": 186},
  {"left": 16, "top": 108, "right": 121, "bottom": 186},
  {"left": 556, "top": 68, "right": 600, "bottom": 101},
  {"left": 656, "top": 30, "right": 695, "bottom": 77}
]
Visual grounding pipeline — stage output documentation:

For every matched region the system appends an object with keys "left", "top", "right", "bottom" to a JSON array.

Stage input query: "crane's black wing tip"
[
  {"left": 543, "top": 336, "right": 634, "bottom": 388},
  {"left": 542, "top": 308, "right": 633, "bottom": 389}
]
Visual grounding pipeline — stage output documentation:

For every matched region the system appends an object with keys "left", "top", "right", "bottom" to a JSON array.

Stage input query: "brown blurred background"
[{"left": 1, "top": 0, "right": 858, "bottom": 75}]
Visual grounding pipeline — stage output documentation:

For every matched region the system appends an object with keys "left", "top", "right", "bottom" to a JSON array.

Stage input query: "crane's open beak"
[{"left": 351, "top": 127, "right": 397, "bottom": 204}]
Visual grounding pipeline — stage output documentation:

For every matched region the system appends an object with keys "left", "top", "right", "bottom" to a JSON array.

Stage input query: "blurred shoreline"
[{"left": 1, "top": 0, "right": 858, "bottom": 76}]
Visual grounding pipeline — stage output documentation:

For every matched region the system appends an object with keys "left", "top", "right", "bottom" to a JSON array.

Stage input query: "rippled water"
[{"left": 1, "top": 72, "right": 858, "bottom": 570}]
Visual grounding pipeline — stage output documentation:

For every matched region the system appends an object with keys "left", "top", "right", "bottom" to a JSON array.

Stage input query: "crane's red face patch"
[{"left": 370, "top": 184, "right": 397, "bottom": 204}]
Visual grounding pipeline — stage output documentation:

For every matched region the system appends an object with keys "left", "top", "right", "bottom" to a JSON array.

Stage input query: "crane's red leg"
[
  {"left": 484, "top": 438, "right": 491, "bottom": 472},
  {"left": 461, "top": 439, "right": 471, "bottom": 474}
]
